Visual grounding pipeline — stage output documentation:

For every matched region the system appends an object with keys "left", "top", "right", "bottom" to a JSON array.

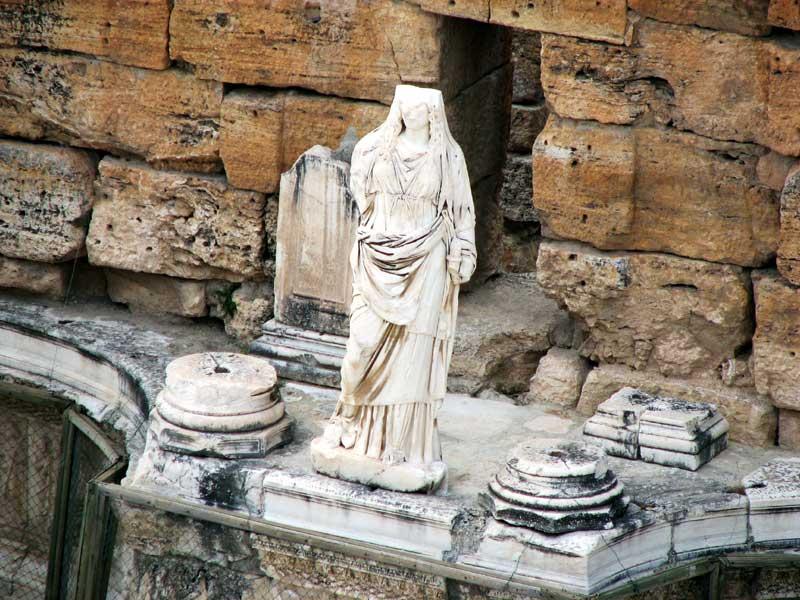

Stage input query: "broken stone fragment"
[
  {"left": 541, "top": 20, "right": 800, "bottom": 156},
  {"left": 105, "top": 270, "right": 208, "bottom": 318},
  {"left": 151, "top": 352, "right": 292, "bottom": 459},
  {"left": 220, "top": 281, "right": 275, "bottom": 343},
  {"left": 536, "top": 240, "right": 753, "bottom": 379},
  {"left": 0, "top": 48, "right": 223, "bottom": 172},
  {"left": 0, "top": 0, "right": 171, "bottom": 69},
  {"left": 0, "top": 256, "right": 69, "bottom": 299},
  {"left": 484, "top": 439, "right": 628, "bottom": 534},
  {"left": 527, "top": 347, "right": 590, "bottom": 408},
  {"left": 752, "top": 269, "right": 800, "bottom": 411},
  {"left": 578, "top": 363, "right": 776, "bottom": 448},
  {"left": 583, "top": 388, "right": 729, "bottom": 471},
  {"left": 450, "top": 273, "right": 573, "bottom": 395},
  {"left": 499, "top": 153, "right": 536, "bottom": 223},
  {"left": 169, "top": 0, "right": 509, "bottom": 104},
  {"left": 533, "top": 117, "right": 779, "bottom": 267},
  {"left": 87, "top": 158, "right": 266, "bottom": 282},
  {"left": 0, "top": 140, "right": 96, "bottom": 263}
]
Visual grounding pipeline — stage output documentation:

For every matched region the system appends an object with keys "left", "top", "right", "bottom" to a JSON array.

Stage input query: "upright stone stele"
[
  {"left": 150, "top": 352, "right": 292, "bottom": 459},
  {"left": 250, "top": 139, "right": 359, "bottom": 387}
]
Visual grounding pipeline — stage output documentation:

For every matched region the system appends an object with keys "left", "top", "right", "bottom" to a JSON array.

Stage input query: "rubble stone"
[
  {"left": 511, "top": 30, "right": 543, "bottom": 104},
  {"left": 541, "top": 20, "right": 800, "bottom": 156},
  {"left": 0, "top": 49, "right": 223, "bottom": 172},
  {"left": 537, "top": 240, "right": 753, "bottom": 379},
  {"left": 527, "top": 347, "right": 590, "bottom": 407},
  {"left": 0, "top": 256, "right": 69, "bottom": 298},
  {"left": 222, "top": 282, "right": 274, "bottom": 343},
  {"left": 533, "top": 117, "right": 779, "bottom": 267},
  {"left": 105, "top": 270, "right": 208, "bottom": 318},
  {"left": 169, "top": 0, "right": 509, "bottom": 104},
  {"left": 508, "top": 103, "right": 548, "bottom": 153},
  {"left": 499, "top": 153, "right": 535, "bottom": 223},
  {"left": 451, "top": 272, "right": 573, "bottom": 394},
  {"left": 0, "top": 0, "right": 171, "bottom": 69},
  {"left": 0, "top": 140, "right": 96, "bottom": 263},
  {"left": 87, "top": 158, "right": 265, "bottom": 282},
  {"left": 752, "top": 269, "right": 800, "bottom": 411},
  {"left": 577, "top": 364, "right": 777, "bottom": 447},
  {"left": 501, "top": 222, "right": 540, "bottom": 274}
]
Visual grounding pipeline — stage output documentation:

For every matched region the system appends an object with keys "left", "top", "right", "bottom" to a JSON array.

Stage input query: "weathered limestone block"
[
  {"left": 0, "top": 256, "right": 69, "bottom": 298},
  {"left": 577, "top": 364, "right": 777, "bottom": 447},
  {"left": 533, "top": 117, "right": 779, "bottom": 267},
  {"left": 220, "top": 65, "right": 510, "bottom": 194},
  {"left": 220, "top": 91, "right": 386, "bottom": 194},
  {"left": 769, "top": 0, "right": 800, "bottom": 29},
  {"left": 758, "top": 150, "right": 799, "bottom": 192},
  {"left": 105, "top": 270, "right": 208, "bottom": 317},
  {"left": 527, "top": 347, "right": 590, "bottom": 407},
  {"left": 499, "top": 153, "right": 535, "bottom": 223},
  {"left": 0, "top": 49, "right": 222, "bottom": 171},
  {"left": 779, "top": 409, "right": 800, "bottom": 450},
  {"left": 537, "top": 241, "right": 753, "bottom": 379},
  {"left": 87, "top": 158, "right": 265, "bottom": 282},
  {"left": 541, "top": 20, "right": 800, "bottom": 156},
  {"left": 752, "top": 270, "right": 800, "bottom": 410},
  {"left": 0, "top": 0, "right": 171, "bottom": 69},
  {"left": 509, "top": 103, "right": 548, "bottom": 153},
  {"left": 778, "top": 167, "right": 800, "bottom": 284},
  {"left": 170, "top": 0, "right": 509, "bottom": 104},
  {"left": 501, "top": 222, "right": 540, "bottom": 273},
  {"left": 413, "top": 0, "right": 628, "bottom": 44},
  {"left": 628, "top": 0, "right": 771, "bottom": 36},
  {"left": 451, "top": 272, "right": 573, "bottom": 394},
  {"left": 0, "top": 140, "right": 96, "bottom": 263}
]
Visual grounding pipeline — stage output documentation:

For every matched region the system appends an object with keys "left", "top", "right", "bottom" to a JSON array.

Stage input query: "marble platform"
[{"left": 3, "top": 293, "right": 800, "bottom": 597}]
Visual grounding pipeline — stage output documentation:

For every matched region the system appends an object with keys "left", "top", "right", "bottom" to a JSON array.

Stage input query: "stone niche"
[{"left": 251, "top": 142, "right": 358, "bottom": 387}]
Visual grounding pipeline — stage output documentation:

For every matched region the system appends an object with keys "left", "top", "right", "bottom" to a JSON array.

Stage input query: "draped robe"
[{"left": 331, "top": 94, "right": 477, "bottom": 466}]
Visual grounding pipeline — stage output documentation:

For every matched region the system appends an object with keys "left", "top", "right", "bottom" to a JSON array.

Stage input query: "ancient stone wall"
[
  {"left": 0, "top": 0, "right": 511, "bottom": 340},
  {"left": 3, "top": 1, "right": 800, "bottom": 449},
  {"left": 406, "top": 0, "right": 800, "bottom": 450}
]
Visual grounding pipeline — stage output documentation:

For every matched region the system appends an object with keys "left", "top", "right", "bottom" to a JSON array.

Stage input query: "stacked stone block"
[{"left": 0, "top": 0, "right": 512, "bottom": 341}]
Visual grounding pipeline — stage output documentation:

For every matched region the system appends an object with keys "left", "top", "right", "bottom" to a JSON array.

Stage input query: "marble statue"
[{"left": 310, "top": 85, "right": 477, "bottom": 493}]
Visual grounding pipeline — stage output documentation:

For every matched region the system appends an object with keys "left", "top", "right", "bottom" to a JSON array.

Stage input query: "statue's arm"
[{"left": 451, "top": 151, "right": 477, "bottom": 284}]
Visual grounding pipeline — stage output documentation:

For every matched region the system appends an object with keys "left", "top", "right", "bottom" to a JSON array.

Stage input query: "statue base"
[
  {"left": 250, "top": 319, "right": 346, "bottom": 388},
  {"left": 152, "top": 410, "right": 293, "bottom": 459},
  {"left": 309, "top": 437, "right": 447, "bottom": 494}
]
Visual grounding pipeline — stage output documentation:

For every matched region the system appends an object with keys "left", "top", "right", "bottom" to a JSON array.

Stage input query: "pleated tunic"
[{"left": 334, "top": 139, "right": 461, "bottom": 465}]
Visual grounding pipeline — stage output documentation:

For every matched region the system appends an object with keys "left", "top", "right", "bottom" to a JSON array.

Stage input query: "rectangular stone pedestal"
[{"left": 250, "top": 319, "right": 346, "bottom": 387}]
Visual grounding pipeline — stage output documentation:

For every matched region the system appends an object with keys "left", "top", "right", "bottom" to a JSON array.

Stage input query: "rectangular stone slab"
[
  {"left": 169, "top": 0, "right": 509, "bottom": 104},
  {"left": 87, "top": 158, "right": 266, "bottom": 282},
  {"left": 0, "top": 0, "right": 171, "bottom": 69},
  {"left": 0, "top": 49, "right": 223, "bottom": 172},
  {"left": 628, "top": 0, "right": 771, "bottom": 35},
  {"left": 0, "top": 256, "right": 69, "bottom": 298},
  {"left": 0, "top": 140, "right": 96, "bottom": 263}
]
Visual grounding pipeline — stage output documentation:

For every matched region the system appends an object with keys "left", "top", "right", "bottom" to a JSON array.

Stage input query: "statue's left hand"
[{"left": 457, "top": 254, "right": 475, "bottom": 284}]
